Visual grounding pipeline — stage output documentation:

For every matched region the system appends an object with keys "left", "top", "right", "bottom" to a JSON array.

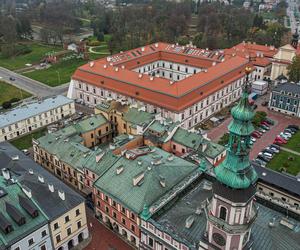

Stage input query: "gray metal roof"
[
  {"left": 255, "top": 165, "right": 300, "bottom": 198},
  {"left": 273, "top": 83, "right": 300, "bottom": 95},
  {"left": 0, "top": 95, "right": 73, "bottom": 128},
  {"left": 151, "top": 178, "right": 300, "bottom": 250},
  {"left": 0, "top": 142, "right": 84, "bottom": 220}
]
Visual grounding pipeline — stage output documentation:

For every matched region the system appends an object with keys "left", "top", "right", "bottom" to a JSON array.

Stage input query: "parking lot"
[{"left": 207, "top": 100, "right": 300, "bottom": 160}]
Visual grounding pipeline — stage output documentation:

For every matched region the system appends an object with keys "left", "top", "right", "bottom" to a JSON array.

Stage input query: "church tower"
[{"left": 206, "top": 67, "right": 258, "bottom": 250}]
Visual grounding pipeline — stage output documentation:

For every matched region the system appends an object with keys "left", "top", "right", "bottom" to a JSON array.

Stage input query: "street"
[
  {"left": 286, "top": 0, "right": 300, "bottom": 33},
  {"left": 0, "top": 67, "right": 69, "bottom": 97},
  {"left": 85, "top": 208, "right": 133, "bottom": 250}
]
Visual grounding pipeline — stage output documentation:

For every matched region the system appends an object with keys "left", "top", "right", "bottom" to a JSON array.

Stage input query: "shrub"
[
  {"left": 10, "top": 98, "right": 20, "bottom": 103},
  {"left": 87, "top": 40, "right": 101, "bottom": 46},
  {"left": 2, "top": 101, "right": 12, "bottom": 109}
]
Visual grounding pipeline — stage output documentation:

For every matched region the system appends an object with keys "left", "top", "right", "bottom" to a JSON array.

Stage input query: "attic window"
[
  {"left": 101, "top": 80, "right": 104, "bottom": 84},
  {"left": 185, "top": 59, "right": 188, "bottom": 63},
  {"left": 137, "top": 61, "right": 140, "bottom": 64},
  {"left": 200, "top": 92, "right": 203, "bottom": 95},
  {"left": 133, "top": 172, "right": 144, "bottom": 186},
  {"left": 221, "top": 80, "right": 224, "bottom": 84},
  {"left": 135, "top": 91, "right": 140, "bottom": 96}
]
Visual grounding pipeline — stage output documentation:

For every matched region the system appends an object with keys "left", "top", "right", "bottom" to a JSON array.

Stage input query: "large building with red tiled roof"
[
  {"left": 68, "top": 42, "right": 251, "bottom": 129},
  {"left": 224, "top": 41, "right": 277, "bottom": 81}
]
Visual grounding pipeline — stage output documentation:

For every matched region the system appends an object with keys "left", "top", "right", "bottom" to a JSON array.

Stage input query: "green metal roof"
[
  {"left": 94, "top": 147, "right": 199, "bottom": 214},
  {"left": 0, "top": 177, "right": 47, "bottom": 248},
  {"left": 203, "top": 140, "right": 225, "bottom": 159},
  {"left": 74, "top": 114, "right": 107, "bottom": 133},
  {"left": 172, "top": 128, "right": 203, "bottom": 150},
  {"left": 123, "top": 108, "right": 154, "bottom": 126},
  {"left": 84, "top": 149, "right": 120, "bottom": 177}
]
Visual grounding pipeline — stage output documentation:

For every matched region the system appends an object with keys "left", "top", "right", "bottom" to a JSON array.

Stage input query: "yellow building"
[{"left": 271, "top": 44, "right": 299, "bottom": 80}]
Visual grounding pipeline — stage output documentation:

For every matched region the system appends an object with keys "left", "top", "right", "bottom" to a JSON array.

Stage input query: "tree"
[
  {"left": 287, "top": 56, "right": 300, "bottom": 83},
  {"left": 218, "top": 133, "right": 230, "bottom": 146}
]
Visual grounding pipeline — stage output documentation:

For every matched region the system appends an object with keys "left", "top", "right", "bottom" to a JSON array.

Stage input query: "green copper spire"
[{"left": 214, "top": 67, "right": 257, "bottom": 189}]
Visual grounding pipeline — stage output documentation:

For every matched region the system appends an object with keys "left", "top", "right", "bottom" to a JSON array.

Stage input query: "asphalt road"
[
  {"left": 0, "top": 67, "right": 69, "bottom": 97},
  {"left": 287, "top": 0, "right": 300, "bottom": 33}
]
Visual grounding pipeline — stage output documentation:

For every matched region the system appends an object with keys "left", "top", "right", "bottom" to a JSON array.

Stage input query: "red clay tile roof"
[{"left": 72, "top": 43, "right": 249, "bottom": 112}]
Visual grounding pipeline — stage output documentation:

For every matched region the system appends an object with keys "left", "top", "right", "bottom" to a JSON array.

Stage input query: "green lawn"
[
  {"left": 92, "top": 45, "right": 109, "bottom": 53},
  {"left": 10, "top": 128, "right": 47, "bottom": 150},
  {"left": 23, "top": 53, "right": 107, "bottom": 87},
  {"left": 23, "top": 58, "right": 87, "bottom": 87},
  {"left": 283, "top": 131, "right": 300, "bottom": 153},
  {"left": 267, "top": 151, "right": 300, "bottom": 176},
  {"left": 0, "top": 43, "right": 61, "bottom": 70},
  {"left": 0, "top": 81, "right": 32, "bottom": 105}
]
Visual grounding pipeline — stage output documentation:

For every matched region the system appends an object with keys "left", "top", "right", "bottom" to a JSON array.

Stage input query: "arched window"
[{"left": 219, "top": 206, "right": 227, "bottom": 221}]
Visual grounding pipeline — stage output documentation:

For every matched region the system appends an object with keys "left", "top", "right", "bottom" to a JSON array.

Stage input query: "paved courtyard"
[
  {"left": 85, "top": 208, "right": 133, "bottom": 250},
  {"left": 207, "top": 97, "right": 300, "bottom": 160}
]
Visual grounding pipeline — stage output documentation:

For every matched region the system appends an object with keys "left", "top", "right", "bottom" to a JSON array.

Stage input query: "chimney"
[
  {"left": 22, "top": 186, "right": 32, "bottom": 198},
  {"left": 2, "top": 168, "right": 10, "bottom": 180},
  {"left": 38, "top": 175, "right": 44, "bottom": 183},
  {"left": 58, "top": 190, "right": 65, "bottom": 201},
  {"left": 48, "top": 183, "right": 54, "bottom": 192}
]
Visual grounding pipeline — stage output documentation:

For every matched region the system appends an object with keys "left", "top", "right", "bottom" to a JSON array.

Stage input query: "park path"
[{"left": 281, "top": 147, "right": 300, "bottom": 156}]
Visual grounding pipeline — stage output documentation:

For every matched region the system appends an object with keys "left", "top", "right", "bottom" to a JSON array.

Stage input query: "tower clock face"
[{"left": 212, "top": 233, "right": 226, "bottom": 246}]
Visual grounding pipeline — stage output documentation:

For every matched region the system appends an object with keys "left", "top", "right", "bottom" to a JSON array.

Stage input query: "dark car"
[
  {"left": 262, "top": 149, "right": 274, "bottom": 155},
  {"left": 270, "top": 144, "right": 280, "bottom": 150},
  {"left": 9, "top": 77, "right": 15, "bottom": 81},
  {"left": 287, "top": 125, "right": 299, "bottom": 130},
  {"left": 286, "top": 127, "right": 297, "bottom": 133},
  {"left": 257, "top": 155, "right": 270, "bottom": 163}
]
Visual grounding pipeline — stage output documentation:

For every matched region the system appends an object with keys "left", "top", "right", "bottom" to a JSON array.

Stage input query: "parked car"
[
  {"left": 258, "top": 152, "right": 273, "bottom": 159},
  {"left": 265, "top": 118, "right": 275, "bottom": 125},
  {"left": 9, "top": 77, "right": 15, "bottom": 81},
  {"left": 262, "top": 101, "right": 269, "bottom": 106},
  {"left": 259, "top": 128, "right": 266, "bottom": 133},
  {"left": 254, "top": 158, "right": 266, "bottom": 167},
  {"left": 282, "top": 131, "right": 292, "bottom": 137},
  {"left": 261, "top": 121, "right": 270, "bottom": 126},
  {"left": 255, "top": 130, "right": 263, "bottom": 136},
  {"left": 284, "top": 128, "right": 295, "bottom": 134},
  {"left": 286, "top": 127, "right": 297, "bottom": 133},
  {"left": 275, "top": 136, "right": 287, "bottom": 144},
  {"left": 260, "top": 125, "right": 270, "bottom": 130},
  {"left": 262, "top": 149, "right": 275, "bottom": 155},
  {"left": 266, "top": 146, "right": 279, "bottom": 153},
  {"left": 251, "top": 137, "right": 256, "bottom": 142},
  {"left": 287, "top": 125, "right": 299, "bottom": 130},
  {"left": 257, "top": 154, "right": 270, "bottom": 162},
  {"left": 251, "top": 132, "right": 260, "bottom": 139},
  {"left": 279, "top": 133, "right": 290, "bottom": 140}
]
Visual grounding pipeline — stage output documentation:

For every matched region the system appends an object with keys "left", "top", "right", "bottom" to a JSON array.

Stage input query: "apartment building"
[
  {"left": 0, "top": 142, "right": 89, "bottom": 250},
  {"left": 33, "top": 114, "right": 112, "bottom": 192},
  {"left": 0, "top": 95, "right": 75, "bottom": 142}
]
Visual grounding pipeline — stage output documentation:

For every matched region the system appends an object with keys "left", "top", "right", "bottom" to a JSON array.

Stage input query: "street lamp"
[{"left": 56, "top": 71, "right": 61, "bottom": 85}]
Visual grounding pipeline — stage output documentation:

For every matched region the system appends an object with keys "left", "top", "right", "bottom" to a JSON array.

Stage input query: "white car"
[
  {"left": 279, "top": 133, "right": 290, "bottom": 140},
  {"left": 283, "top": 131, "right": 292, "bottom": 137},
  {"left": 266, "top": 146, "right": 279, "bottom": 153},
  {"left": 251, "top": 137, "right": 256, "bottom": 142}
]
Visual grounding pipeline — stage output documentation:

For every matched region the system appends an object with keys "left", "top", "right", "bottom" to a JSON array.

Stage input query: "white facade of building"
[
  {"left": 10, "top": 223, "right": 52, "bottom": 250},
  {"left": 0, "top": 96, "right": 75, "bottom": 142},
  {"left": 68, "top": 74, "right": 248, "bottom": 129}
]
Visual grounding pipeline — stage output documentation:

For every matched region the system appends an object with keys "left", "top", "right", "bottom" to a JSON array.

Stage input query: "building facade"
[
  {"left": 0, "top": 142, "right": 89, "bottom": 250},
  {"left": 268, "top": 82, "right": 300, "bottom": 117},
  {"left": 0, "top": 95, "right": 75, "bottom": 142}
]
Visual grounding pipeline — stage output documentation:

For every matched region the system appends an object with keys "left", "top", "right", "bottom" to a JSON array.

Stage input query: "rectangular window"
[
  {"left": 54, "top": 222, "right": 59, "bottom": 230},
  {"left": 77, "top": 221, "right": 82, "bottom": 229},
  {"left": 131, "top": 224, "right": 135, "bottom": 232},
  {"left": 41, "top": 230, "right": 47, "bottom": 237},
  {"left": 28, "top": 238, "right": 34, "bottom": 246},
  {"left": 56, "top": 234, "right": 61, "bottom": 243},
  {"left": 149, "top": 237, "right": 154, "bottom": 247},
  {"left": 65, "top": 215, "right": 70, "bottom": 223},
  {"left": 76, "top": 209, "right": 80, "bottom": 216},
  {"left": 67, "top": 227, "right": 72, "bottom": 236}
]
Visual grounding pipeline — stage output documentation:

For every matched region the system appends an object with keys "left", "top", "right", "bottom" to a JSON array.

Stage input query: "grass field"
[
  {"left": 267, "top": 150, "right": 300, "bottom": 176},
  {"left": 0, "top": 81, "right": 32, "bottom": 105},
  {"left": 10, "top": 128, "right": 47, "bottom": 150},
  {"left": 283, "top": 131, "right": 300, "bottom": 153},
  {"left": 23, "top": 58, "right": 86, "bottom": 87},
  {"left": 23, "top": 53, "right": 107, "bottom": 86},
  {"left": 0, "top": 43, "right": 61, "bottom": 70}
]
